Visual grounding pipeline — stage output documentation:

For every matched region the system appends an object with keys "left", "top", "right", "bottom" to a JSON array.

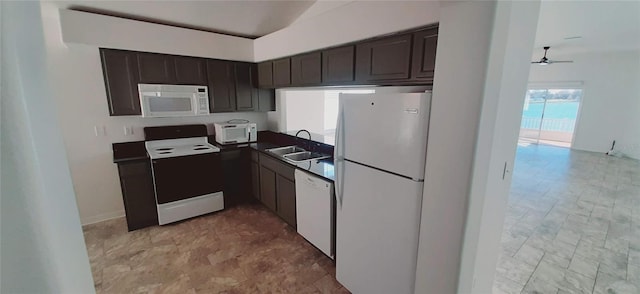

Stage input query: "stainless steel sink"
[
  {"left": 283, "top": 151, "right": 331, "bottom": 163},
  {"left": 266, "top": 146, "right": 330, "bottom": 163},
  {"left": 267, "top": 145, "right": 305, "bottom": 156}
]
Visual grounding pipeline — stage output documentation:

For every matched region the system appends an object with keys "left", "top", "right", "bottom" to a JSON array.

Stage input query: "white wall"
[
  {"left": 413, "top": 2, "right": 497, "bottom": 293},
  {"left": 40, "top": 3, "right": 269, "bottom": 224},
  {"left": 254, "top": 1, "right": 439, "bottom": 61},
  {"left": 529, "top": 50, "right": 640, "bottom": 159},
  {"left": 1, "top": 1, "right": 95, "bottom": 292},
  {"left": 458, "top": 1, "right": 541, "bottom": 293}
]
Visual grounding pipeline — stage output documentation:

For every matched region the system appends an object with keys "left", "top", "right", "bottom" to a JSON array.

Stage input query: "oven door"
[{"left": 151, "top": 153, "right": 223, "bottom": 204}]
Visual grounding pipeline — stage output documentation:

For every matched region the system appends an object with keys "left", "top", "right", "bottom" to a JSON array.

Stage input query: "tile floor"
[
  {"left": 493, "top": 143, "right": 640, "bottom": 294},
  {"left": 83, "top": 204, "right": 348, "bottom": 293}
]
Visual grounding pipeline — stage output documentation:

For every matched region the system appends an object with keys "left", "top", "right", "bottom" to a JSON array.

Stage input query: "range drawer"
[{"left": 259, "top": 153, "right": 295, "bottom": 181}]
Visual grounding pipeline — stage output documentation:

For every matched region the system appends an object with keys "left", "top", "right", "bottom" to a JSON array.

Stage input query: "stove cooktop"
[{"left": 145, "top": 137, "right": 220, "bottom": 159}]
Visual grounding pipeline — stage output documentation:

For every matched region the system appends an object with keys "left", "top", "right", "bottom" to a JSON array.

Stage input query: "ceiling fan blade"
[{"left": 549, "top": 60, "right": 573, "bottom": 64}]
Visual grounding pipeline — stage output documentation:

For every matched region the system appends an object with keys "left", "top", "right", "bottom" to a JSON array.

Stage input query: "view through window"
[
  {"left": 284, "top": 89, "right": 375, "bottom": 145},
  {"left": 519, "top": 88, "right": 582, "bottom": 147}
]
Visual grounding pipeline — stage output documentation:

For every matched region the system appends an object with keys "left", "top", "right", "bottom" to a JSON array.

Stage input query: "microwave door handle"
[
  {"left": 193, "top": 93, "right": 199, "bottom": 115},
  {"left": 246, "top": 126, "right": 251, "bottom": 141}
]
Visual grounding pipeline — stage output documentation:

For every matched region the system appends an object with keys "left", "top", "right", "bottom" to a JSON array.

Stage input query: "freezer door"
[
  {"left": 336, "top": 160, "right": 423, "bottom": 294},
  {"left": 338, "top": 92, "right": 431, "bottom": 180}
]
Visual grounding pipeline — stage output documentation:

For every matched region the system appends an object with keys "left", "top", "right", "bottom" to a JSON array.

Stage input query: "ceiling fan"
[{"left": 531, "top": 46, "right": 573, "bottom": 65}]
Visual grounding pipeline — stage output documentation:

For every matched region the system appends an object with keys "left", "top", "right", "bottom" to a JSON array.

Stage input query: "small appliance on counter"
[
  {"left": 144, "top": 124, "right": 224, "bottom": 225},
  {"left": 214, "top": 120, "right": 257, "bottom": 145},
  {"left": 138, "top": 84, "right": 209, "bottom": 117}
]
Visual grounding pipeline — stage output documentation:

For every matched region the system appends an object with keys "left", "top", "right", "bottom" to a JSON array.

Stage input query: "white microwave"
[
  {"left": 138, "top": 84, "right": 209, "bottom": 117},
  {"left": 214, "top": 122, "right": 257, "bottom": 144}
]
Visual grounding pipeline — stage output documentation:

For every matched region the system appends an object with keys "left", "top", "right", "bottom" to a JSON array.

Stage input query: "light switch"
[
  {"left": 123, "top": 126, "right": 134, "bottom": 136},
  {"left": 94, "top": 126, "right": 106, "bottom": 136}
]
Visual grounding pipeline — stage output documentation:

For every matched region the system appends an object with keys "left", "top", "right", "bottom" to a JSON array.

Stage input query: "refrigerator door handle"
[{"left": 334, "top": 105, "right": 345, "bottom": 209}]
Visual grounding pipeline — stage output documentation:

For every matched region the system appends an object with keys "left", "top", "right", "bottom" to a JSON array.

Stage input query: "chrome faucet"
[{"left": 295, "top": 129, "right": 312, "bottom": 141}]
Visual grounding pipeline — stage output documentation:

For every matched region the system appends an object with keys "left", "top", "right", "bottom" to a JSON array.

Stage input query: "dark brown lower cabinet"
[
  {"left": 250, "top": 151, "right": 261, "bottom": 201},
  {"left": 220, "top": 149, "right": 251, "bottom": 207},
  {"left": 276, "top": 174, "right": 296, "bottom": 228},
  {"left": 116, "top": 160, "right": 158, "bottom": 231},
  {"left": 259, "top": 166, "right": 278, "bottom": 211},
  {"left": 257, "top": 153, "right": 297, "bottom": 228}
]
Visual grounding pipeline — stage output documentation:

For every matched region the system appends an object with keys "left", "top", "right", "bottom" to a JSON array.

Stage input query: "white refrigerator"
[{"left": 334, "top": 92, "right": 432, "bottom": 294}]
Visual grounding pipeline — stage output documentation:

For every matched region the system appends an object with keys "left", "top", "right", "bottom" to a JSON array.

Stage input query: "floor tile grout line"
[{"left": 519, "top": 252, "right": 546, "bottom": 294}]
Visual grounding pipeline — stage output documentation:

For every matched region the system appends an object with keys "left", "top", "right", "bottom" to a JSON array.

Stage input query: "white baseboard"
[{"left": 81, "top": 210, "right": 125, "bottom": 226}]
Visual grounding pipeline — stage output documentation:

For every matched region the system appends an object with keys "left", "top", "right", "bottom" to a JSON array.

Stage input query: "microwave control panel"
[{"left": 197, "top": 90, "right": 209, "bottom": 113}]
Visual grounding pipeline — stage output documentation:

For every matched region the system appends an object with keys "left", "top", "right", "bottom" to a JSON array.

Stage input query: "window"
[
  {"left": 520, "top": 88, "right": 582, "bottom": 147},
  {"left": 283, "top": 88, "right": 375, "bottom": 145}
]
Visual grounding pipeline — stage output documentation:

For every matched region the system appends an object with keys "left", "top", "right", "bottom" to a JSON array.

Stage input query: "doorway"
[{"left": 518, "top": 88, "right": 582, "bottom": 147}]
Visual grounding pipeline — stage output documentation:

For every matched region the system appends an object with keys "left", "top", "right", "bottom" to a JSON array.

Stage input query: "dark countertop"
[
  {"left": 112, "top": 141, "right": 148, "bottom": 163},
  {"left": 249, "top": 142, "right": 335, "bottom": 182},
  {"left": 113, "top": 131, "right": 335, "bottom": 182}
]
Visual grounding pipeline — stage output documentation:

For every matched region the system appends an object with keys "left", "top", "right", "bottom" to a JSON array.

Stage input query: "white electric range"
[{"left": 144, "top": 125, "right": 224, "bottom": 225}]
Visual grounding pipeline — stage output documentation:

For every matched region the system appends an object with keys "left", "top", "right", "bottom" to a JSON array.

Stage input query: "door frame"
[
  {"left": 526, "top": 81, "right": 585, "bottom": 148},
  {"left": 455, "top": 1, "right": 542, "bottom": 293}
]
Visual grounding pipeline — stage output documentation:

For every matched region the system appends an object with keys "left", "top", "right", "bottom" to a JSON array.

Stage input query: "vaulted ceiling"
[
  {"left": 54, "top": 1, "right": 640, "bottom": 55},
  {"left": 53, "top": 0, "right": 326, "bottom": 38},
  {"left": 534, "top": 0, "right": 640, "bottom": 55}
]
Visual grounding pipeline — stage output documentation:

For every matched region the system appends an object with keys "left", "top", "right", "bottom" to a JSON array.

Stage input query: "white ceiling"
[
  {"left": 53, "top": 0, "right": 320, "bottom": 38},
  {"left": 534, "top": 0, "right": 640, "bottom": 56},
  {"left": 54, "top": 1, "right": 639, "bottom": 56}
]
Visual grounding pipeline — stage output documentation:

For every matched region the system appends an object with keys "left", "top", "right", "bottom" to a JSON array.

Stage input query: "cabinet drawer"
[{"left": 259, "top": 153, "right": 295, "bottom": 181}]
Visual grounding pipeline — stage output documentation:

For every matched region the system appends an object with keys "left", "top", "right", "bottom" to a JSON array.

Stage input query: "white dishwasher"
[{"left": 295, "top": 169, "right": 334, "bottom": 259}]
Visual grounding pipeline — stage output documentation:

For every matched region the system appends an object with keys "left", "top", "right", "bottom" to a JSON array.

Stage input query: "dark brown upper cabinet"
[
  {"left": 291, "top": 52, "right": 322, "bottom": 86},
  {"left": 322, "top": 45, "right": 355, "bottom": 84},
  {"left": 100, "top": 49, "right": 141, "bottom": 116},
  {"left": 411, "top": 27, "right": 438, "bottom": 81},
  {"left": 234, "top": 62, "right": 258, "bottom": 111},
  {"left": 257, "top": 89, "right": 276, "bottom": 112},
  {"left": 252, "top": 65, "right": 276, "bottom": 112},
  {"left": 258, "top": 61, "right": 274, "bottom": 88},
  {"left": 355, "top": 34, "right": 413, "bottom": 82},
  {"left": 137, "top": 52, "right": 176, "bottom": 84},
  {"left": 173, "top": 56, "right": 207, "bottom": 85},
  {"left": 272, "top": 58, "right": 292, "bottom": 87},
  {"left": 254, "top": 25, "right": 438, "bottom": 88},
  {"left": 206, "top": 59, "right": 236, "bottom": 112}
]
